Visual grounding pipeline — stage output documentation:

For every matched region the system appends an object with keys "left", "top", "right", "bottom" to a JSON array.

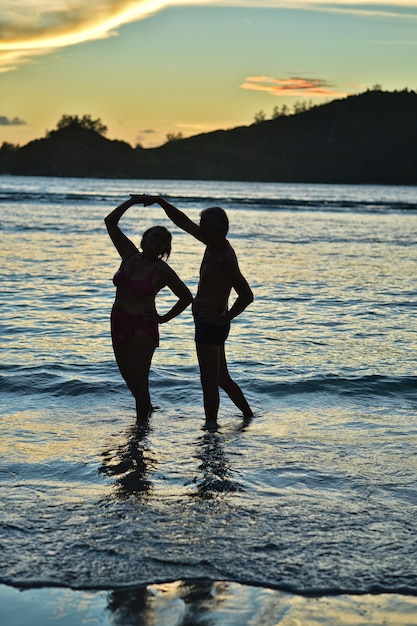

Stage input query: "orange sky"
[{"left": 1, "top": 1, "right": 416, "bottom": 147}]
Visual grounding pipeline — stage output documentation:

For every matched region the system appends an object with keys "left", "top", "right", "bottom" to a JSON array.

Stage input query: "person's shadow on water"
[
  {"left": 99, "top": 422, "right": 156, "bottom": 499},
  {"left": 191, "top": 429, "right": 243, "bottom": 500}
]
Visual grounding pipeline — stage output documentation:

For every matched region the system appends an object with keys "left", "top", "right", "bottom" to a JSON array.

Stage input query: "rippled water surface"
[{"left": 1, "top": 175, "right": 417, "bottom": 623}]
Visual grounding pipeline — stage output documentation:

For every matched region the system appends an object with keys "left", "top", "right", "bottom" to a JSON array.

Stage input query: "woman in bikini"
[{"left": 105, "top": 196, "right": 192, "bottom": 421}]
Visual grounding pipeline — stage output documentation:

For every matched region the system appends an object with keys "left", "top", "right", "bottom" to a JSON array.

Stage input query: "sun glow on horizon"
[{"left": 1, "top": 0, "right": 415, "bottom": 149}]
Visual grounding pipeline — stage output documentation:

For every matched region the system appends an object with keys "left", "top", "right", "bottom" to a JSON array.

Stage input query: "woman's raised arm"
[{"left": 104, "top": 197, "right": 139, "bottom": 258}]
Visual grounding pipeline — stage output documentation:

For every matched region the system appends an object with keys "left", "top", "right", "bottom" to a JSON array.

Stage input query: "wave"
[
  {"left": 254, "top": 373, "right": 417, "bottom": 401},
  {"left": 175, "top": 195, "right": 417, "bottom": 214},
  {"left": 0, "top": 189, "right": 416, "bottom": 214},
  {"left": 0, "top": 191, "right": 111, "bottom": 206},
  {"left": 1, "top": 365, "right": 416, "bottom": 402},
  {"left": 1, "top": 576, "right": 417, "bottom": 598},
  {"left": 0, "top": 364, "right": 120, "bottom": 397}
]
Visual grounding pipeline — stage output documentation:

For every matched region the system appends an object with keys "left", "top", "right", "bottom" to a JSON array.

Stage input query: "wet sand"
[{"left": 2, "top": 581, "right": 417, "bottom": 625}]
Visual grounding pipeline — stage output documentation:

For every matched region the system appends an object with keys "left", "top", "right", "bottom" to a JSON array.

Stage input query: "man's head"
[{"left": 199, "top": 207, "right": 229, "bottom": 240}]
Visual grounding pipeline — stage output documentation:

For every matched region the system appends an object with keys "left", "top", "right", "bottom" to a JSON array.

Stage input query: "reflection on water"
[
  {"left": 107, "top": 580, "right": 227, "bottom": 626},
  {"left": 99, "top": 423, "right": 157, "bottom": 499},
  {"left": 192, "top": 432, "right": 243, "bottom": 500},
  {"left": 99, "top": 425, "right": 245, "bottom": 502},
  {"left": 3, "top": 581, "right": 417, "bottom": 626}
]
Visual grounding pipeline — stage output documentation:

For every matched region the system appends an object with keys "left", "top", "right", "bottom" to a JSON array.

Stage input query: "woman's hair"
[
  {"left": 200, "top": 206, "right": 229, "bottom": 237},
  {"left": 141, "top": 226, "right": 172, "bottom": 260}
]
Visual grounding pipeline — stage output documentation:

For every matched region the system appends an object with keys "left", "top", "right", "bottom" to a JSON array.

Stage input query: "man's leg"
[
  {"left": 218, "top": 345, "right": 253, "bottom": 418},
  {"left": 196, "top": 342, "right": 220, "bottom": 425}
]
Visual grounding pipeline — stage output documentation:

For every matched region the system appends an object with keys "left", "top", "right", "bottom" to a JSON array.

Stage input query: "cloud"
[
  {"left": 0, "top": 47, "right": 52, "bottom": 73},
  {"left": 224, "top": 0, "right": 417, "bottom": 16},
  {"left": 0, "top": 1, "right": 167, "bottom": 48},
  {"left": 241, "top": 76, "right": 348, "bottom": 97},
  {"left": 0, "top": 115, "right": 26, "bottom": 125},
  {"left": 0, "top": 0, "right": 171, "bottom": 71},
  {"left": 1, "top": 1, "right": 417, "bottom": 71},
  {"left": 135, "top": 128, "right": 157, "bottom": 145}
]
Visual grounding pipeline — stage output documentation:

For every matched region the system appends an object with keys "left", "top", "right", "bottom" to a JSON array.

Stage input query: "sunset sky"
[{"left": 1, "top": 1, "right": 416, "bottom": 148}]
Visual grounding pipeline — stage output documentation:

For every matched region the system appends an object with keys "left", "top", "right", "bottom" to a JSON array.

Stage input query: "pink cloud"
[{"left": 241, "top": 76, "right": 348, "bottom": 98}]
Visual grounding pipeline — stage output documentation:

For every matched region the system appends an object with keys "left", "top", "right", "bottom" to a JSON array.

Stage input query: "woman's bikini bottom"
[{"left": 111, "top": 306, "right": 159, "bottom": 347}]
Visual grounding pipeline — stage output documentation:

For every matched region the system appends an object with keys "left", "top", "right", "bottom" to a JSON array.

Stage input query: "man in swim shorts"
[
  {"left": 193, "top": 309, "right": 230, "bottom": 346},
  {"left": 136, "top": 195, "right": 254, "bottom": 428}
]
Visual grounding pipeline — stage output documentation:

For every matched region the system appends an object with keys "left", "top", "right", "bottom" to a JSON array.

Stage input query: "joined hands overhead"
[{"left": 130, "top": 194, "right": 159, "bottom": 207}]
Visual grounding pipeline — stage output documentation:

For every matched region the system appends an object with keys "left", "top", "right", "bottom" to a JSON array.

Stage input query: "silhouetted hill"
[
  {"left": 0, "top": 124, "right": 139, "bottom": 178},
  {"left": 1, "top": 90, "right": 416, "bottom": 184}
]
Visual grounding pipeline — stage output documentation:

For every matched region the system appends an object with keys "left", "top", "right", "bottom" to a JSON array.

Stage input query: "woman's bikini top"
[{"left": 113, "top": 250, "right": 158, "bottom": 297}]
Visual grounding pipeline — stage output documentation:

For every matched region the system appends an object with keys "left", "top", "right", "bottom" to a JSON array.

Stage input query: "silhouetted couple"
[{"left": 105, "top": 194, "right": 253, "bottom": 429}]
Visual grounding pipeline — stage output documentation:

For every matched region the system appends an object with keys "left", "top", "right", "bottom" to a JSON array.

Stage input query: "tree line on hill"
[{"left": 0, "top": 89, "right": 416, "bottom": 184}]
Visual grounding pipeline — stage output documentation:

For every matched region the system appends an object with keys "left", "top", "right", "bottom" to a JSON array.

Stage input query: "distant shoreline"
[{"left": 1, "top": 90, "right": 417, "bottom": 185}]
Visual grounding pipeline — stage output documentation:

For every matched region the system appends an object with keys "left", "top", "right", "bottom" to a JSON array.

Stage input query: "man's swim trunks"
[{"left": 193, "top": 311, "right": 230, "bottom": 346}]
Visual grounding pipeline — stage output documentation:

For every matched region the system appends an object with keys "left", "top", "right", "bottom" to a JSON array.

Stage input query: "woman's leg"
[
  {"left": 128, "top": 330, "right": 156, "bottom": 421},
  {"left": 112, "top": 341, "right": 135, "bottom": 396},
  {"left": 112, "top": 330, "right": 156, "bottom": 420}
]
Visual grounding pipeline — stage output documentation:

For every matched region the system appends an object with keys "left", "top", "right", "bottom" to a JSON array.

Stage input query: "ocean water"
[{"left": 1, "top": 174, "right": 417, "bottom": 624}]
